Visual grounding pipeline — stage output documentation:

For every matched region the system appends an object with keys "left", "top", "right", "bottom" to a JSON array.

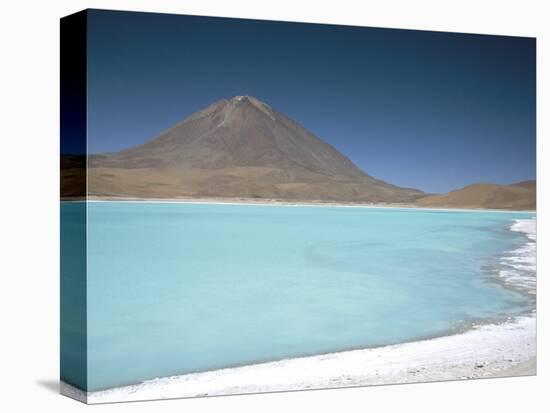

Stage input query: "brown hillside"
[
  {"left": 86, "top": 96, "right": 424, "bottom": 202},
  {"left": 416, "top": 181, "right": 536, "bottom": 210}
]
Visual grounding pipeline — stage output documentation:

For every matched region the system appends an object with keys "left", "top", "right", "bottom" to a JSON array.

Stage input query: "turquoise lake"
[{"left": 61, "top": 202, "right": 535, "bottom": 391}]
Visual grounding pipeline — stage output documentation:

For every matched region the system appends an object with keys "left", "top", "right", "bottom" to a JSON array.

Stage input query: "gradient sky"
[{"left": 85, "top": 9, "right": 536, "bottom": 193}]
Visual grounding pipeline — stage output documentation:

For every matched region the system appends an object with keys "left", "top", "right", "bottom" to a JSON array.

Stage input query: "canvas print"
[{"left": 60, "top": 9, "right": 536, "bottom": 404}]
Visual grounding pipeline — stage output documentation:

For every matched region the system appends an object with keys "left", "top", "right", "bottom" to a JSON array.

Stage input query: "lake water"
[{"left": 61, "top": 202, "right": 535, "bottom": 391}]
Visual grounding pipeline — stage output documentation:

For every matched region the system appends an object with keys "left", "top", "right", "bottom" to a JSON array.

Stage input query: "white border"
[{"left": 0, "top": 1, "right": 547, "bottom": 412}]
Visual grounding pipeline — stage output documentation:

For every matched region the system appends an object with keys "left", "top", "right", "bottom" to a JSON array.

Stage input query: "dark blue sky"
[{"left": 86, "top": 9, "right": 536, "bottom": 193}]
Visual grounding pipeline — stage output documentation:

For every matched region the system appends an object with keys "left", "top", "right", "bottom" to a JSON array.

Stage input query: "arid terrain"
[
  {"left": 61, "top": 96, "right": 535, "bottom": 210},
  {"left": 84, "top": 96, "right": 423, "bottom": 202},
  {"left": 416, "top": 181, "right": 536, "bottom": 210}
]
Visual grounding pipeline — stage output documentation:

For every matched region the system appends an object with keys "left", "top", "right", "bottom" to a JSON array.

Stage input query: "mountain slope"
[
  {"left": 415, "top": 181, "right": 536, "bottom": 210},
  {"left": 88, "top": 96, "right": 423, "bottom": 202}
]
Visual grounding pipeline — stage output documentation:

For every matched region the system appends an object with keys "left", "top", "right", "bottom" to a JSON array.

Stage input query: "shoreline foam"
[
  {"left": 65, "top": 214, "right": 536, "bottom": 404},
  {"left": 498, "top": 218, "right": 537, "bottom": 295}
]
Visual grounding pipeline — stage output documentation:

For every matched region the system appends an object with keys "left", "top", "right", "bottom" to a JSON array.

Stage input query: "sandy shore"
[{"left": 490, "top": 357, "right": 536, "bottom": 378}]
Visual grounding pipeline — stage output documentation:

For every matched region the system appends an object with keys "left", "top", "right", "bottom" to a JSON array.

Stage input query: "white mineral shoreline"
[
  {"left": 69, "top": 195, "right": 536, "bottom": 214},
  {"left": 63, "top": 313, "right": 536, "bottom": 404}
]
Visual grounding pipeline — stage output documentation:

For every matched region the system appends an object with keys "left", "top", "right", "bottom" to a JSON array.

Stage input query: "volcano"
[{"left": 87, "top": 96, "right": 424, "bottom": 202}]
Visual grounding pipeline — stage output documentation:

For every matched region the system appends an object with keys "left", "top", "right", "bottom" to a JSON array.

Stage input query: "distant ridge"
[
  {"left": 86, "top": 96, "right": 424, "bottom": 202},
  {"left": 416, "top": 180, "right": 536, "bottom": 210},
  {"left": 510, "top": 180, "right": 536, "bottom": 189}
]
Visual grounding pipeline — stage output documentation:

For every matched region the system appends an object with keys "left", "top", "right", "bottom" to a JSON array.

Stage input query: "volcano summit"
[{"left": 87, "top": 96, "right": 423, "bottom": 202}]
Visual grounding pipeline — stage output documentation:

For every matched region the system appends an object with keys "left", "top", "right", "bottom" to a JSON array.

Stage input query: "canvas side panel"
[{"left": 60, "top": 10, "right": 88, "bottom": 402}]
